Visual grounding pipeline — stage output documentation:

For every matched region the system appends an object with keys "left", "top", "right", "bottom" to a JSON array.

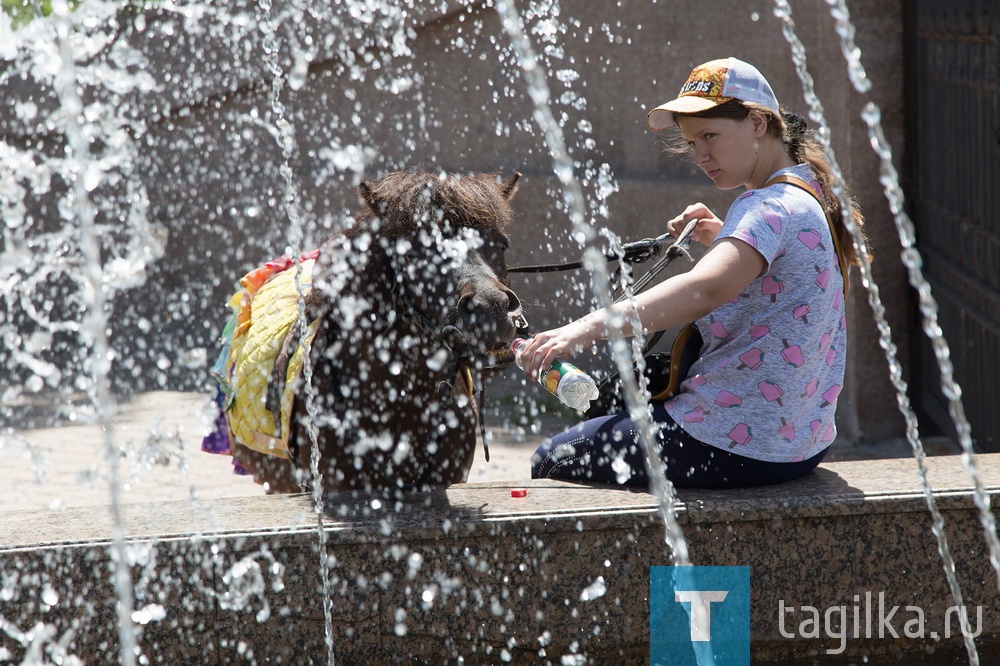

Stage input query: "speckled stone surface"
[{"left": 2, "top": 454, "right": 999, "bottom": 663}]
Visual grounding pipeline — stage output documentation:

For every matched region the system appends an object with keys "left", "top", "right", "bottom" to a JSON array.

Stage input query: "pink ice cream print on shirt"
[
  {"left": 778, "top": 417, "right": 796, "bottom": 442},
  {"left": 802, "top": 377, "right": 819, "bottom": 398},
  {"left": 762, "top": 276, "right": 783, "bottom": 302},
  {"left": 714, "top": 390, "right": 742, "bottom": 408},
  {"left": 708, "top": 315, "right": 730, "bottom": 342},
  {"left": 758, "top": 380, "right": 784, "bottom": 406},
  {"left": 820, "top": 384, "right": 842, "bottom": 408},
  {"left": 819, "top": 332, "right": 832, "bottom": 354},
  {"left": 811, "top": 420, "right": 836, "bottom": 444},
  {"left": 792, "top": 304, "right": 810, "bottom": 325},
  {"left": 749, "top": 322, "right": 770, "bottom": 340},
  {"left": 798, "top": 228, "right": 826, "bottom": 251},
  {"left": 728, "top": 423, "right": 752, "bottom": 449},
  {"left": 780, "top": 339, "right": 804, "bottom": 368},
  {"left": 737, "top": 347, "right": 764, "bottom": 370},
  {"left": 815, "top": 266, "right": 831, "bottom": 292},
  {"left": 689, "top": 374, "right": 707, "bottom": 389},
  {"left": 833, "top": 288, "right": 844, "bottom": 310},
  {"left": 683, "top": 406, "right": 709, "bottom": 423},
  {"left": 764, "top": 210, "right": 782, "bottom": 234}
]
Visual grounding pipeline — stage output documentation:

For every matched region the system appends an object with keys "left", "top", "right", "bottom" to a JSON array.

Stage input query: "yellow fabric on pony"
[{"left": 224, "top": 258, "right": 319, "bottom": 458}]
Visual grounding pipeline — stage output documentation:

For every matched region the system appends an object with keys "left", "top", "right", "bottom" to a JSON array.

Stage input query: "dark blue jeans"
[{"left": 531, "top": 401, "right": 828, "bottom": 489}]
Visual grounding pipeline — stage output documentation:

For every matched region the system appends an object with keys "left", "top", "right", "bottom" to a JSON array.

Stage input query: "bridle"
[{"left": 387, "top": 249, "right": 528, "bottom": 464}]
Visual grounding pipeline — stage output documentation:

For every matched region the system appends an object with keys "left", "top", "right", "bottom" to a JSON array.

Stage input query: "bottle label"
[{"left": 542, "top": 367, "right": 562, "bottom": 395}]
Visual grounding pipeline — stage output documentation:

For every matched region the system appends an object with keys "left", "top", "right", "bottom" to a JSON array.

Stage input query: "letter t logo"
[{"left": 675, "top": 590, "right": 729, "bottom": 641}]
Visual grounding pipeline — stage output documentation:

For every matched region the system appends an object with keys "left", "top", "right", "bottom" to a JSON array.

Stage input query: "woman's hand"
[
  {"left": 667, "top": 203, "right": 723, "bottom": 246},
  {"left": 517, "top": 316, "right": 602, "bottom": 382}
]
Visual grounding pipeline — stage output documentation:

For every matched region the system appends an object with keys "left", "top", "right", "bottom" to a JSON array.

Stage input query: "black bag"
[{"left": 584, "top": 323, "right": 703, "bottom": 419}]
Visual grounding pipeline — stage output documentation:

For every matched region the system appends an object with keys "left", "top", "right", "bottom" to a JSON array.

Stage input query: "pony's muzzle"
[{"left": 457, "top": 283, "right": 523, "bottom": 350}]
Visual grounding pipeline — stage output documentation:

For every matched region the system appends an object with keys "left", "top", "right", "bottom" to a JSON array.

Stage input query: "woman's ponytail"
[{"left": 779, "top": 108, "right": 868, "bottom": 267}]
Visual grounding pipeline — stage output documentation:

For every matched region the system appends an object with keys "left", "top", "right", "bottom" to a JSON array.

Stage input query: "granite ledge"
[{"left": 2, "top": 453, "right": 998, "bottom": 551}]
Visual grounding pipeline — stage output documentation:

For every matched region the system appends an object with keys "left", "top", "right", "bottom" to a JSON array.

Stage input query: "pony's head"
[{"left": 342, "top": 170, "right": 526, "bottom": 368}]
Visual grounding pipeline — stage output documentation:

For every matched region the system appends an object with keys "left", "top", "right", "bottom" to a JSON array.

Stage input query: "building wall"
[{"left": 2, "top": 0, "right": 909, "bottom": 445}]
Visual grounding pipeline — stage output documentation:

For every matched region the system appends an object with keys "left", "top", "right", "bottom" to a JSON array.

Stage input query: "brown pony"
[{"left": 223, "top": 170, "right": 526, "bottom": 495}]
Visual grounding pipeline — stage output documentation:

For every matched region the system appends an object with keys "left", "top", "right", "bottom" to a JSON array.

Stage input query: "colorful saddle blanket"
[{"left": 202, "top": 251, "right": 320, "bottom": 464}]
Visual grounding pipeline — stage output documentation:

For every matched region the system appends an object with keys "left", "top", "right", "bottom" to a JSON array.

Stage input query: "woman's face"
[{"left": 676, "top": 114, "right": 760, "bottom": 191}]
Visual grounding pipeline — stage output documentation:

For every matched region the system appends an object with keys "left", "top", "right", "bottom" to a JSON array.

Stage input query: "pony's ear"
[
  {"left": 358, "top": 181, "right": 383, "bottom": 215},
  {"left": 500, "top": 172, "right": 522, "bottom": 201}
]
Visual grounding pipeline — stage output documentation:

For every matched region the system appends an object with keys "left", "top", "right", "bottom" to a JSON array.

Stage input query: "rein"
[
  {"left": 507, "top": 226, "right": 695, "bottom": 275},
  {"left": 389, "top": 258, "right": 525, "bottom": 464},
  {"left": 506, "top": 219, "right": 699, "bottom": 356},
  {"left": 385, "top": 224, "right": 698, "bottom": 468},
  {"left": 508, "top": 219, "right": 699, "bottom": 299}
]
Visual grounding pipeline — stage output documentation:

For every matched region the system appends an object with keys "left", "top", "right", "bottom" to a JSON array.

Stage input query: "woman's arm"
[{"left": 517, "top": 237, "right": 766, "bottom": 381}]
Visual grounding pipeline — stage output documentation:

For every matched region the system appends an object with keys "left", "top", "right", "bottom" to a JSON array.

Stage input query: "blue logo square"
[{"left": 650, "top": 566, "right": 750, "bottom": 666}]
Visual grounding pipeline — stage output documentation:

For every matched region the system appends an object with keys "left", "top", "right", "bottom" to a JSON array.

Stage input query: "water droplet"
[
  {"left": 131, "top": 604, "right": 166, "bottom": 625},
  {"left": 41, "top": 586, "right": 59, "bottom": 606},
  {"left": 83, "top": 165, "right": 101, "bottom": 192},
  {"left": 579, "top": 575, "right": 606, "bottom": 601},
  {"left": 426, "top": 348, "right": 448, "bottom": 371}
]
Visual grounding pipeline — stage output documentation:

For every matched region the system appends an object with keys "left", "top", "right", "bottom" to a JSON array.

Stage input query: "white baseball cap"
[{"left": 646, "top": 57, "right": 780, "bottom": 130}]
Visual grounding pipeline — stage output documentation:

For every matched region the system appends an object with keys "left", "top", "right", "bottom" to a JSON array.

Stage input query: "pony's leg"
[{"left": 233, "top": 443, "right": 304, "bottom": 494}]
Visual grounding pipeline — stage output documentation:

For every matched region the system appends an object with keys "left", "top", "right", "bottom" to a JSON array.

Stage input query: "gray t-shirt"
[{"left": 664, "top": 164, "right": 847, "bottom": 463}]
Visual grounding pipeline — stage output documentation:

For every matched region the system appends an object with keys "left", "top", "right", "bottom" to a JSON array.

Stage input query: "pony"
[{"left": 203, "top": 170, "right": 527, "bottom": 495}]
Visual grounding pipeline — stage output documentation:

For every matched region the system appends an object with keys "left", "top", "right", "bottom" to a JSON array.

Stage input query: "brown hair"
[{"left": 670, "top": 100, "right": 867, "bottom": 266}]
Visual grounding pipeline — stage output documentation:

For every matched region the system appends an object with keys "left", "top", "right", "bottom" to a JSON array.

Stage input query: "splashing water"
[
  {"left": 3, "top": 1, "right": 995, "bottom": 663},
  {"left": 774, "top": 1, "right": 993, "bottom": 662},
  {"left": 35, "top": 1, "right": 149, "bottom": 661},
  {"left": 824, "top": 0, "right": 1000, "bottom": 597},
  {"left": 494, "top": 5, "right": 718, "bottom": 665},
  {"left": 256, "top": 0, "right": 336, "bottom": 661},
  {"left": 493, "top": 0, "right": 692, "bottom": 569},
  {"left": 858, "top": 102, "right": 1000, "bottom": 598}
]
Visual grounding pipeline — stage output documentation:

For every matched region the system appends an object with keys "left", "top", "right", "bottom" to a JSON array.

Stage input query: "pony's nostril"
[
  {"left": 457, "top": 293, "right": 477, "bottom": 318},
  {"left": 505, "top": 289, "right": 522, "bottom": 315}
]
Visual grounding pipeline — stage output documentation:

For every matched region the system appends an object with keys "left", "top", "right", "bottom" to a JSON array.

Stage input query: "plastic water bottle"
[{"left": 511, "top": 338, "right": 600, "bottom": 411}]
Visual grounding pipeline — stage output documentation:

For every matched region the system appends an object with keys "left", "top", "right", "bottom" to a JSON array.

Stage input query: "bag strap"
[
  {"left": 763, "top": 174, "right": 850, "bottom": 300},
  {"left": 649, "top": 322, "right": 702, "bottom": 402}
]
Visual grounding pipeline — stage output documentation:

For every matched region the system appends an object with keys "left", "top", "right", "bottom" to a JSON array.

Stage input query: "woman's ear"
[{"left": 748, "top": 110, "right": 769, "bottom": 137}]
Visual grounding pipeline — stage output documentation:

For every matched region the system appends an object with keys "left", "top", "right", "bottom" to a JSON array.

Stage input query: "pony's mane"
[{"left": 347, "top": 170, "right": 514, "bottom": 241}]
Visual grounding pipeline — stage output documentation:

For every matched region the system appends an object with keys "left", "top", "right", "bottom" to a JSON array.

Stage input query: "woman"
[{"left": 519, "top": 57, "right": 866, "bottom": 489}]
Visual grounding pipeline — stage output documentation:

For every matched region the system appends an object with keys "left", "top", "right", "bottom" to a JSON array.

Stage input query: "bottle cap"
[{"left": 510, "top": 488, "right": 527, "bottom": 498}]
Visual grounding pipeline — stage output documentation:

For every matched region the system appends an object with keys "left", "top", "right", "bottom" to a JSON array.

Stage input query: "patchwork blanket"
[{"left": 202, "top": 250, "right": 321, "bottom": 466}]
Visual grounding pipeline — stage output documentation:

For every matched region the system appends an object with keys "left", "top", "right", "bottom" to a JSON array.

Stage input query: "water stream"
[
  {"left": 774, "top": 1, "right": 991, "bottom": 661},
  {"left": 492, "top": 0, "right": 692, "bottom": 568},
  {"left": 17, "top": 1, "right": 154, "bottom": 662},
  {"left": 255, "top": 1, "right": 337, "bottom": 662}
]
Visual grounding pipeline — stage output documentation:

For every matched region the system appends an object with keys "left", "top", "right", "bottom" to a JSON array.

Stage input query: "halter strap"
[{"left": 763, "top": 174, "right": 850, "bottom": 300}]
